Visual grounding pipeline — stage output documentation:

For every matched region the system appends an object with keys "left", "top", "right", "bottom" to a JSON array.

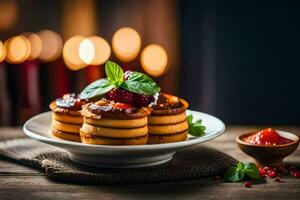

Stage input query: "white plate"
[{"left": 23, "top": 110, "right": 225, "bottom": 168}]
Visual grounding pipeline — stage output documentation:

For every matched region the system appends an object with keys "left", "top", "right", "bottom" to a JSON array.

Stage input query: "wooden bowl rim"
[{"left": 236, "top": 130, "right": 300, "bottom": 148}]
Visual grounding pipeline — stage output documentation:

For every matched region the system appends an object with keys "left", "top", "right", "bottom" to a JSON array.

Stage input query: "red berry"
[
  {"left": 114, "top": 102, "right": 132, "bottom": 110},
  {"left": 106, "top": 89, "right": 134, "bottom": 104},
  {"left": 292, "top": 171, "right": 300, "bottom": 178},
  {"left": 244, "top": 181, "right": 252, "bottom": 188},
  {"left": 134, "top": 94, "right": 154, "bottom": 107},
  {"left": 263, "top": 166, "right": 270, "bottom": 171},
  {"left": 259, "top": 168, "right": 267, "bottom": 176},
  {"left": 267, "top": 170, "right": 276, "bottom": 178},
  {"left": 274, "top": 177, "right": 281, "bottom": 182}
]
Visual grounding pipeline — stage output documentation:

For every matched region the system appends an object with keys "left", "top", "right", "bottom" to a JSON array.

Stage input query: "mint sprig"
[
  {"left": 224, "top": 162, "right": 260, "bottom": 182},
  {"left": 187, "top": 115, "right": 206, "bottom": 137},
  {"left": 121, "top": 71, "right": 161, "bottom": 95},
  {"left": 80, "top": 60, "right": 160, "bottom": 99},
  {"left": 105, "top": 60, "right": 123, "bottom": 88}
]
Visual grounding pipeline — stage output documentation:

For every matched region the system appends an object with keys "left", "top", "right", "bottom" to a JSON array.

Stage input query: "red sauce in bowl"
[{"left": 243, "top": 128, "right": 294, "bottom": 145}]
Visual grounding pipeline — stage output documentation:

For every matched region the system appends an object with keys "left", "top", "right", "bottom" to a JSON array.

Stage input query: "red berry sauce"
[{"left": 243, "top": 128, "right": 294, "bottom": 146}]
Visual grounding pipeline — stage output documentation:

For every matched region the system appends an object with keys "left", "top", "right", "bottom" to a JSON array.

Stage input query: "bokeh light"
[
  {"left": 0, "top": 0, "right": 18, "bottom": 31},
  {"left": 23, "top": 32, "right": 42, "bottom": 61},
  {"left": 140, "top": 44, "right": 168, "bottom": 77},
  {"left": 88, "top": 36, "right": 111, "bottom": 65},
  {"left": 38, "top": 30, "right": 62, "bottom": 62},
  {"left": 63, "top": 35, "right": 86, "bottom": 70},
  {"left": 79, "top": 38, "right": 95, "bottom": 65},
  {"left": 112, "top": 27, "right": 141, "bottom": 62},
  {"left": 0, "top": 41, "right": 6, "bottom": 62},
  {"left": 4, "top": 35, "right": 31, "bottom": 64}
]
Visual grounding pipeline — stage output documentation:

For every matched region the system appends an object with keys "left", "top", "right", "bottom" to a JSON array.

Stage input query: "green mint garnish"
[
  {"left": 187, "top": 115, "right": 206, "bottom": 137},
  {"left": 224, "top": 162, "right": 260, "bottom": 182},
  {"left": 80, "top": 60, "right": 160, "bottom": 99}
]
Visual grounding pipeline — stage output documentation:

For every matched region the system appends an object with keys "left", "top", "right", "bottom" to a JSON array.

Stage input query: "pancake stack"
[
  {"left": 80, "top": 100, "right": 151, "bottom": 145},
  {"left": 147, "top": 93, "right": 189, "bottom": 144},
  {"left": 50, "top": 94, "right": 86, "bottom": 142}
]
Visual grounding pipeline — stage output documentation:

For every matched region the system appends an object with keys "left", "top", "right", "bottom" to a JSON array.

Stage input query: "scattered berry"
[
  {"left": 263, "top": 166, "right": 270, "bottom": 171},
  {"left": 259, "top": 167, "right": 267, "bottom": 176},
  {"left": 106, "top": 89, "right": 134, "bottom": 104},
  {"left": 291, "top": 171, "right": 300, "bottom": 178},
  {"left": 274, "top": 177, "right": 281, "bottom": 182},
  {"left": 244, "top": 181, "right": 252, "bottom": 188},
  {"left": 267, "top": 170, "right": 276, "bottom": 178},
  {"left": 134, "top": 94, "right": 154, "bottom": 107}
]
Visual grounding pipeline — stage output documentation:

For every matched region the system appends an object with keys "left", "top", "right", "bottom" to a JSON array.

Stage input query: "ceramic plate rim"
[{"left": 23, "top": 110, "right": 225, "bottom": 150}]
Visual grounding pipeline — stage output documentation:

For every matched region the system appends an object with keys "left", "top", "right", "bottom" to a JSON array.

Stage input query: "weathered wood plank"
[{"left": 0, "top": 176, "right": 299, "bottom": 200}]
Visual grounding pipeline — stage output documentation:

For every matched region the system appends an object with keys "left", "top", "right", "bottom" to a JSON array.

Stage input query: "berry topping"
[
  {"left": 134, "top": 93, "right": 155, "bottom": 107},
  {"left": 106, "top": 88, "right": 154, "bottom": 107},
  {"left": 106, "top": 89, "right": 135, "bottom": 105}
]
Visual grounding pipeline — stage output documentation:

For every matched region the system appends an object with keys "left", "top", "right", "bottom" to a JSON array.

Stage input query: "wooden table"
[{"left": 0, "top": 126, "right": 299, "bottom": 200}]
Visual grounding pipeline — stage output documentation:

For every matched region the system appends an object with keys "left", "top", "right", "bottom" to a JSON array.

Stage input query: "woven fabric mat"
[{"left": 0, "top": 138, "right": 237, "bottom": 185}]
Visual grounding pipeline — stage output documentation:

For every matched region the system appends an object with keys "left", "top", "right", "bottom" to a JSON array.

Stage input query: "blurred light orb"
[
  {"left": 112, "top": 27, "right": 141, "bottom": 62},
  {"left": 0, "top": 0, "right": 18, "bottom": 31},
  {"left": 79, "top": 38, "right": 95, "bottom": 65},
  {"left": 89, "top": 36, "right": 111, "bottom": 65},
  {"left": 23, "top": 32, "right": 42, "bottom": 61},
  {"left": 141, "top": 44, "right": 168, "bottom": 77},
  {"left": 5, "top": 35, "right": 31, "bottom": 64},
  {"left": 63, "top": 36, "right": 86, "bottom": 70},
  {"left": 38, "top": 30, "right": 62, "bottom": 62},
  {"left": 0, "top": 41, "right": 6, "bottom": 62}
]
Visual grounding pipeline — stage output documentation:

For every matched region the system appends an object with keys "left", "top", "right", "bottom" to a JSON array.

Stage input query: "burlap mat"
[{"left": 0, "top": 138, "right": 237, "bottom": 185}]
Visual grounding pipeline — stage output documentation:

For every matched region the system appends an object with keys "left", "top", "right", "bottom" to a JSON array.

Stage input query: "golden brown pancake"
[
  {"left": 80, "top": 132, "right": 148, "bottom": 145},
  {"left": 50, "top": 93, "right": 87, "bottom": 142},
  {"left": 52, "top": 129, "right": 81, "bottom": 142},
  {"left": 147, "top": 93, "right": 189, "bottom": 144},
  {"left": 80, "top": 100, "right": 150, "bottom": 145},
  {"left": 147, "top": 130, "right": 188, "bottom": 144}
]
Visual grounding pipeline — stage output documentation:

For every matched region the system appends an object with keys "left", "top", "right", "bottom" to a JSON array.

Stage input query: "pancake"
[
  {"left": 80, "top": 100, "right": 150, "bottom": 145},
  {"left": 148, "top": 112, "right": 186, "bottom": 125},
  {"left": 80, "top": 132, "right": 148, "bottom": 145},
  {"left": 52, "top": 119, "right": 81, "bottom": 133},
  {"left": 52, "top": 112, "right": 83, "bottom": 124},
  {"left": 52, "top": 128, "right": 81, "bottom": 142},
  {"left": 84, "top": 116, "right": 147, "bottom": 128},
  {"left": 148, "top": 120, "right": 188, "bottom": 135},
  {"left": 80, "top": 123, "right": 148, "bottom": 138},
  {"left": 147, "top": 93, "right": 189, "bottom": 144},
  {"left": 50, "top": 93, "right": 88, "bottom": 142},
  {"left": 147, "top": 130, "right": 188, "bottom": 144}
]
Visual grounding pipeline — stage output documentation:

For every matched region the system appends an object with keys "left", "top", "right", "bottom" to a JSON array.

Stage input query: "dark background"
[
  {"left": 1, "top": 0, "right": 300, "bottom": 126},
  {"left": 181, "top": 0, "right": 300, "bottom": 124}
]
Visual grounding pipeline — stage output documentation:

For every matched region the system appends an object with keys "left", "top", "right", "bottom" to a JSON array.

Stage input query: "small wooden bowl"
[{"left": 236, "top": 130, "right": 299, "bottom": 168}]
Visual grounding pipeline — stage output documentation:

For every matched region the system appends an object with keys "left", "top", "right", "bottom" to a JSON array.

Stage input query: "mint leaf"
[
  {"left": 224, "top": 166, "right": 245, "bottom": 182},
  {"left": 243, "top": 163, "right": 260, "bottom": 179},
  {"left": 121, "top": 71, "right": 160, "bottom": 95},
  {"left": 105, "top": 61, "right": 124, "bottom": 87},
  {"left": 80, "top": 78, "right": 115, "bottom": 99},
  {"left": 224, "top": 162, "right": 260, "bottom": 182},
  {"left": 187, "top": 115, "right": 206, "bottom": 137}
]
